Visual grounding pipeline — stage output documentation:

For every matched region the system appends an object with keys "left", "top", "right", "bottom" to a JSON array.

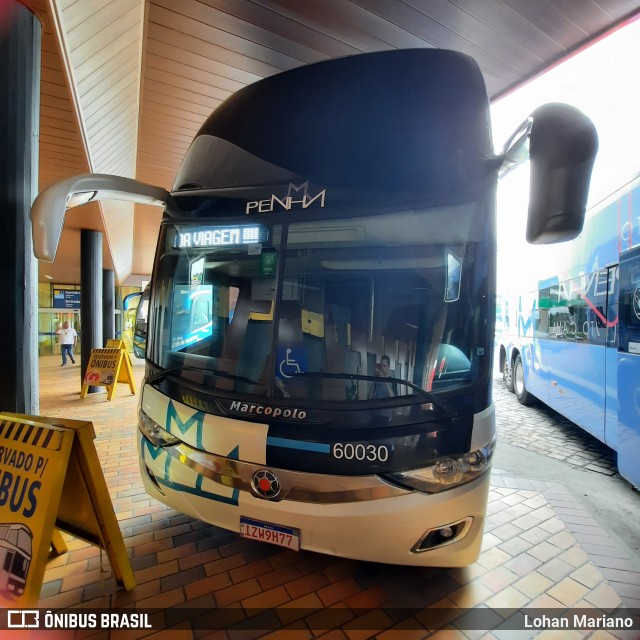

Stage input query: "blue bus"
[
  {"left": 497, "top": 176, "right": 640, "bottom": 489},
  {"left": 31, "top": 49, "right": 597, "bottom": 566}
]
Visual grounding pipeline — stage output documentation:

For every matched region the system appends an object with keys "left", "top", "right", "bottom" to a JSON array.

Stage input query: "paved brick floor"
[
  {"left": 493, "top": 379, "right": 618, "bottom": 477},
  {"left": 8, "top": 356, "right": 640, "bottom": 638}
]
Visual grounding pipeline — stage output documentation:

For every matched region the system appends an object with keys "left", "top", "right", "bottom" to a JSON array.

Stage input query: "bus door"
[
  {"left": 616, "top": 246, "right": 640, "bottom": 488},
  {"left": 521, "top": 291, "right": 549, "bottom": 402},
  {"left": 546, "top": 270, "right": 608, "bottom": 443},
  {"left": 604, "top": 265, "right": 619, "bottom": 450}
]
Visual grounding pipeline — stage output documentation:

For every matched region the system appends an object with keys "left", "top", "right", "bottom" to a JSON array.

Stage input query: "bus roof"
[{"left": 172, "top": 49, "right": 495, "bottom": 206}]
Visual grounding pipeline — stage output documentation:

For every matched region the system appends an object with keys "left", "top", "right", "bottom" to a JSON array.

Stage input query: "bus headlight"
[
  {"left": 384, "top": 439, "right": 495, "bottom": 494},
  {"left": 138, "top": 409, "right": 181, "bottom": 447},
  {"left": 433, "top": 458, "right": 463, "bottom": 484}
]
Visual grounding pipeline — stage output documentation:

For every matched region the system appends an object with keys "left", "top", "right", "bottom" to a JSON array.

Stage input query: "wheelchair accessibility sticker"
[{"left": 277, "top": 347, "right": 306, "bottom": 379}]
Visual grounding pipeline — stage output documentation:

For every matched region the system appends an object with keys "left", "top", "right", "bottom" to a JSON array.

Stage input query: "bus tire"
[
  {"left": 503, "top": 359, "right": 514, "bottom": 393},
  {"left": 513, "top": 355, "right": 535, "bottom": 406}
]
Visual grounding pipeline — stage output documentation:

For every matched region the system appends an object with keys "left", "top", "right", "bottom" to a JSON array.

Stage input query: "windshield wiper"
[
  {"left": 289, "top": 372, "right": 456, "bottom": 415},
  {"left": 147, "top": 365, "right": 259, "bottom": 386},
  {"left": 146, "top": 367, "right": 178, "bottom": 385}
]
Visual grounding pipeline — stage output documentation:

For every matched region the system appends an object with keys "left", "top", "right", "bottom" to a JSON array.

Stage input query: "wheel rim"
[{"left": 514, "top": 362, "right": 524, "bottom": 396}]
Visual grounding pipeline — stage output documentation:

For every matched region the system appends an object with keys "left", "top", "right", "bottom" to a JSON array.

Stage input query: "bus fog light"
[{"left": 412, "top": 518, "right": 472, "bottom": 552}]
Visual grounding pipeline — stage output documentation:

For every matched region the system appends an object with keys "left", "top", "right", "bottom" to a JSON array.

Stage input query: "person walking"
[{"left": 56, "top": 320, "right": 78, "bottom": 366}]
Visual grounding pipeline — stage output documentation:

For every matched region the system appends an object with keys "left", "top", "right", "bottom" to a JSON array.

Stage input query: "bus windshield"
[{"left": 149, "top": 197, "right": 493, "bottom": 405}]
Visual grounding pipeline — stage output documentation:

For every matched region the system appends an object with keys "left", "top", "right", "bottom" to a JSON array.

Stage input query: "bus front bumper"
[{"left": 138, "top": 433, "right": 491, "bottom": 567}]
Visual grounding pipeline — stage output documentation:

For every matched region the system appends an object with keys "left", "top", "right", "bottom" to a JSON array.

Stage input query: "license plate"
[{"left": 240, "top": 516, "right": 300, "bottom": 551}]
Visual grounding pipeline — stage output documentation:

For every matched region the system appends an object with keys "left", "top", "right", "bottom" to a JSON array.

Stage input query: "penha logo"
[{"left": 245, "top": 182, "right": 326, "bottom": 214}]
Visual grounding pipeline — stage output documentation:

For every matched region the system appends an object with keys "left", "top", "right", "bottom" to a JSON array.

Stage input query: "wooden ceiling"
[{"left": 21, "top": 0, "right": 640, "bottom": 285}]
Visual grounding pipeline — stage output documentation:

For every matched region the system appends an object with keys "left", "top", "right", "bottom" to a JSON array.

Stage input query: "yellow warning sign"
[
  {"left": 105, "top": 339, "right": 127, "bottom": 351},
  {"left": 105, "top": 338, "right": 135, "bottom": 383},
  {"left": 0, "top": 414, "right": 135, "bottom": 606},
  {"left": 81, "top": 347, "right": 135, "bottom": 400}
]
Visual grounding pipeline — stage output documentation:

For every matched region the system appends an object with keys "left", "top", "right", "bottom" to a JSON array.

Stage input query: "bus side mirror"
[
  {"left": 525, "top": 103, "right": 598, "bottom": 244},
  {"left": 31, "top": 173, "right": 169, "bottom": 262},
  {"left": 499, "top": 103, "right": 598, "bottom": 245},
  {"left": 123, "top": 291, "right": 143, "bottom": 310}
]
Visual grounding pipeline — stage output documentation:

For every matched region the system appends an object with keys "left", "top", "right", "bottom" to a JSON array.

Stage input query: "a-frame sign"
[
  {"left": 81, "top": 342, "right": 136, "bottom": 401},
  {"left": 0, "top": 414, "right": 135, "bottom": 606}
]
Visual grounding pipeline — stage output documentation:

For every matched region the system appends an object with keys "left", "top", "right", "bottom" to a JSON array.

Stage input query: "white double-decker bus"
[{"left": 31, "top": 49, "right": 597, "bottom": 566}]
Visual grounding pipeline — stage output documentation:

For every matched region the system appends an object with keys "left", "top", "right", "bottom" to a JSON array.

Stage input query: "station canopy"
[{"left": 21, "top": 0, "right": 640, "bottom": 285}]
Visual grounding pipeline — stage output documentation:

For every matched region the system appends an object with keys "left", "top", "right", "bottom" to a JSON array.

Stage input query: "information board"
[{"left": 52, "top": 289, "right": 81, "bottom": 309}]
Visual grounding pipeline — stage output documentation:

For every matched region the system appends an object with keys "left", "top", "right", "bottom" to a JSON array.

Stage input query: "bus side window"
[{"left": 618, "top": 248, "right": 640, "bottom": 351}]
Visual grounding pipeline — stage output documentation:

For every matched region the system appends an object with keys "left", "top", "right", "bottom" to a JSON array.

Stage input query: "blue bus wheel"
[{"left": 513, "top": 355, "right": 535, "bottom": 406}]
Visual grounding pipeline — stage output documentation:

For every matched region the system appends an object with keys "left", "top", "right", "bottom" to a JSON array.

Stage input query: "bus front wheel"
[{"left": 513, "top": 355, "right": 534, "bottom": 406}]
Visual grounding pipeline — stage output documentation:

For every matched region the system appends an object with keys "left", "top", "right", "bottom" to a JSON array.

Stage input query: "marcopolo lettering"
[{"left": 229, "top": 400, "right": 307, "bottom": 420}]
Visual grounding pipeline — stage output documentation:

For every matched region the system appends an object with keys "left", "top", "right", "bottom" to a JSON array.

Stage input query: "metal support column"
[
  {"left": 81, "top": 230, "right": 103, "bottom": 393},
  {"left": 0, "top": 2, "right": 41, "bottom": 413}
]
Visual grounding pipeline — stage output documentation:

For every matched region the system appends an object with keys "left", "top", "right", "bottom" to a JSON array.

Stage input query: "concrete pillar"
[
  {"left": 81, "top": 230, "right": 103, "bottom": 393},
  {"left": 0, "top": 2, "right": 41, "bottom": 413}
]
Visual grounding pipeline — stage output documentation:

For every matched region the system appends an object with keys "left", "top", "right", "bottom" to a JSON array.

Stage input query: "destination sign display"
[{"left": 175, "top": 225, "right": 268, "bottom": 249}]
